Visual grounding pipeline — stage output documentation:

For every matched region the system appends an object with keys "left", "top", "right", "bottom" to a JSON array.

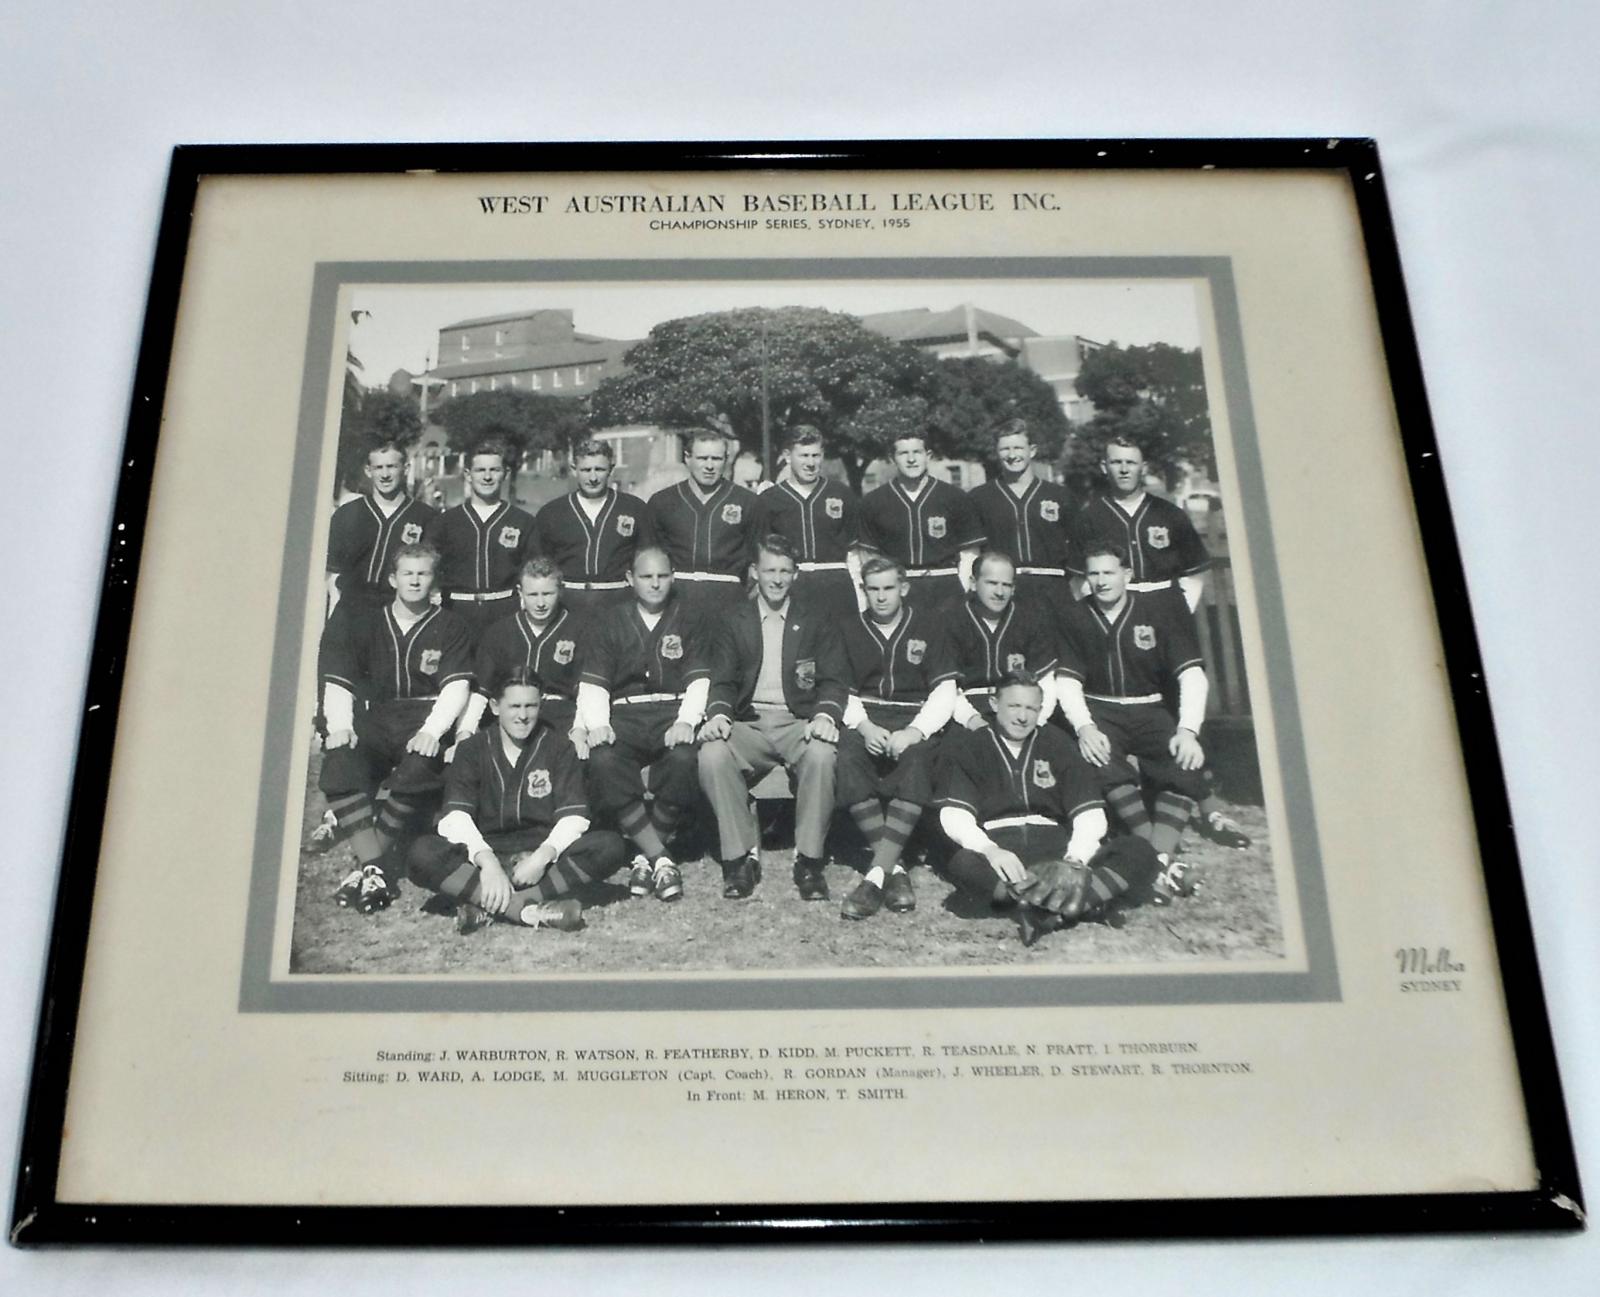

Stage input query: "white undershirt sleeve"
[
  {"left": 325, "top": 572, "right": 341, "bottom": 619},
  {"left": 845, "top": 548, "right": 866, "bottom": 611},
  {"left": 843, "top": 695, "right": 868, "bottom": 730},
  {"left": 675, "top": 677, "right": 709, "bottom": 728},
  {"left": 1037, "top": 671, "right": 1059, "bottom": 725},
  {"left": 951, "top": 691, "right": 981, "bottom": 729},
  {"left": 1179, "top": 572, "right": 1206, "bottom": 615},
  {"left": 541, "top": 814, "right": 590, "bottom": 859},
  {"left": 323, "top": 682, "right": 356, "bottom": 735},
  {"left": 1066, "top": 808, "right": 1108, "bottom": 864},
  {"left": 957, "top": 546, "right": 979, "bottom": 591},
  {"left": 420, "top": 679, "right": 470, "bottom": 739},
  {"left": 457, "top": 691, "right": 488, "bottom": 736},
  {"left": 1176, "top": 665, "right": 1209, "bottom": 735},
  {"left": 909, "top": 678, "right": 957, "bottom": 738},
  {"left": 939, "top": 806, "right": 997, "bottom": 856},
  {"left": 437, "top": 809, "right": 491, "bottom": 860},
  {"left": 1056, "top": 675, "right": 1094, "bottom": 734},
  {"left": 577, "top": 682, "right": 612, "bottom": 731}
]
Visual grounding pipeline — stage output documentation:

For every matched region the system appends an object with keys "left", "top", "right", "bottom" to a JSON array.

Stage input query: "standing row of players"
[{"left": 319, "top": 420, "right": 1249, "bottom": 941}]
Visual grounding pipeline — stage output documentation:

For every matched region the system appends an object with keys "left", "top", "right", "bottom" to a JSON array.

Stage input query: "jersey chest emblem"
[
  {"left": 553, "top": 639, "right": 575, "bottom": 665},
  {"left": 906, "top": 638, "right": 927, "bottom": 665},
  {"left": 418, "top": 648, "right": 442, "bottom": 674},
  {"left": 1032, "top": 759, "right": 1056, "bottom": 789},
  {"left": 1039, "top": 500, "right": 1060, "bottom": 523},
  {"left": 721, "top": 503, "right": 743, "bottom": 525},
  {"left": 616, "top": 514, "right": 635, "bottom": 538},
  {"left": 400, "top": 522, "right": 423, "bottom": 544},
  {"left": 498, "top": 525, "right": 522, "bottom": 549},
  {"left": 526, "top": 768, "right": 552, "bottom": 799},
  {"left": 1133, "top": 624, "right": 1157, "bottom": 650},
  {"left": 795, "top": 657, "right": 816, "bottom": 690},
  {"left": 660, "top": 634, "right": 683, "bottom": 660},
  {"left": 1006, "top": 652, "right": 1026, "bottom": 673},
  {"left": 825, "top": 496, "right": 844, "bottom": 519},
  {"left": 927, "top": 515, "right": 947, "bottom": 539},
  {"left": 1146, "top": 525, "right": 1169, "bottom": 549}
]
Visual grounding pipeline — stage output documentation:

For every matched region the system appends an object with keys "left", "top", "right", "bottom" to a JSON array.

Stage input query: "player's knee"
[
  {"left": 317, "top": 750, "right": 363, "bottom": 797},
  {"left": 798, "top": 739, "right": 836, "bottom": 772},
  {"left": 697, "top": 739, "right": 735, "bottom": 775}
]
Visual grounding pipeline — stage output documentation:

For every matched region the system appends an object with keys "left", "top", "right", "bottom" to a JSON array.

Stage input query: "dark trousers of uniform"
[
  {"left": 558, "top": 585, "right": 631, "bottom": 620},
  {"left": 1088, "top": 701, "right": 1208, "bottom": 800},
  {"left": 943, "top": 822, "right": 1071, "bottom": 903},
  {"left": 698, "top": 707, "right": 837, "bottom": 861},
  {"left": 585, "top": 703, "right": 701, "bottom": 817},
  {"left": 445, "top": 594, "right": 519, "bottom": 647},
  {"left": 672, "top": 577, "right": 749, "bottom": 618},
  {"left": 905, "top": 572, "right": 965, "bottom": 614},
  {"left": 793, "top": 568, "right": 859, "bottom": 621},
  {"left": 835, "top": 720, "right": 936, "bottom": 808},
  {"left": 407, "top": 827, "right": 629, "bottom": 907},
  {"left": 318, "top": 701, "right": 447, "bottom": 800}
]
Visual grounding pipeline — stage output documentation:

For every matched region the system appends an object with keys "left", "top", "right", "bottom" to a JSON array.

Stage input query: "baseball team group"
[{"left": 316, "top": 417, "right": 1255, "bottom": 948}]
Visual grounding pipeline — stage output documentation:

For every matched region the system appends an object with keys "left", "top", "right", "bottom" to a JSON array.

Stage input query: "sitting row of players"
[
  {"left": 319, "top": 533, "right": 1221, "bottom": 942},
  {"left": 328, "top": 416, "right": 1248, "bottom": 844}
]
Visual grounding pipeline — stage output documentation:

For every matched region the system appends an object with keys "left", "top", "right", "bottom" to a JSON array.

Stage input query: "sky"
[{"left": 345, "top": 278, "right": 1204, "bottom": 384}]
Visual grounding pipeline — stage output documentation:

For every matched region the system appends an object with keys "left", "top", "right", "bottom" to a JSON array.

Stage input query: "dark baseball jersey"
[
  {"left": 579, "top": 594, "right": 711, "bottom": 702},
  {"left": 858, "top": 476, "right": 985, "bottom": 574},
  {"left": 325, "top": 494, "right": 437, "bottom": 608},
  {"left": 944, "top": 599, "right": 1060, "bottom": 699},
  {"left": 939, "top": 724, "right": 1103, "bottom": 826},
  {"left": 426, "top": 499, "right": 538, "bottom": 597},
  {"left": 472, "top": 605, "right": 587, "bottom": 723},
  {"left": 753, "top": 479, "right": 859, "bottom": 562},
  {"left": 533, "top": 487, "right": 650, "bottom": 589},
  {"left": 1069, "top": 492, "right": 1209, "bottom": 587},
  {"left": 646, "top": 478, "right": 760, "bottom": 580},
  {"left": 1057, "top": 590, "right": 1204, "bottom": 699},
  {"left": 967, "top": 476, "right": 1076, "bottom": 576},
  {"left": 320, "top": 603, "right": 474, "bottom": 706},
  {"left": 441, "top": 724, "right": 588, "bottom": 836},
  {"left": 841, "top": 606, "right": 957, "bottom": 726}
]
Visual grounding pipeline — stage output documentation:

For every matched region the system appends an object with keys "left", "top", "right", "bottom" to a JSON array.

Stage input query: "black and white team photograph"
[{"left": 293, "top": 277, "right": 1286, "bottom": 976}]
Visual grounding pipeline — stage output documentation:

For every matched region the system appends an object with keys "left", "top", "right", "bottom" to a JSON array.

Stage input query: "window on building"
[
  {"left": 459, "top": 335, "right": 469, "bottom": 352},
  {"left": 494, "top": 329, "right": 505, "bottom": 345},
  {"left": 574, "top": 367, "right": 586, "bottom": 385},
  {"left": 449, "top": 380, "right": 458, "bottom": 398},
  {"left": 490, "top": 376, "right": 499, "bottom": 391},
  {"left": 530, "top": 373, "right": 541, "bottom": 390},
  {"left": 470, "top": 379, "right": 479, "bottom": 394},
  {"left": 552, "top": 370, "right": 563, "bottom": 388}
]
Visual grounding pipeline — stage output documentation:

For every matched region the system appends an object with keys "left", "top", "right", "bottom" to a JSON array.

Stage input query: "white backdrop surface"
[{"left": 1, "top": 2, "right": 1595, "bottom": 1291}]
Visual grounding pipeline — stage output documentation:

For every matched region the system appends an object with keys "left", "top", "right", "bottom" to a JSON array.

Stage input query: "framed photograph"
[{"left": 10, "top": 139, "right": 1582, "bottom": 1243}]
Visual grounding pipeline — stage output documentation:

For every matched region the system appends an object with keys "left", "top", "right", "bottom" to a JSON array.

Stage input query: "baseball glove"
[{"left": 1011, "top": 858, "right": 1094, "bottom": 919}]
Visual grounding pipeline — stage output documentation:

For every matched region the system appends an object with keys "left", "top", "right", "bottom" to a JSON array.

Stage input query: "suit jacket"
[{"left": 705, "top": 600, "right": 847, "bottom": 723}]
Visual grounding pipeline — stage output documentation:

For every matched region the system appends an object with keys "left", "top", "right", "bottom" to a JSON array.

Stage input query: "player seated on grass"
[
  {"left": 937, "top": 672, "right": 1167, "bottom": 944},
  {"left": 319, "top": 542, "right": 473, "bottom": 914},
  {"left": 453, "top": 556, "right": 585, "bottom": 750},
  {"left": 834, "top": 555, "right": 960, "bottom": 919},
  {"left": 697, "top": 534, "right": 844, "bottom": 901},
  {"left": 1055, "top": 540, "right": 1212, "bottom": 901},
  {"left": 575, "top": 545, "right": 711, "bottom": 903},
  {"left": 405, "top": 668, "right": 629, "bottom": 934}
]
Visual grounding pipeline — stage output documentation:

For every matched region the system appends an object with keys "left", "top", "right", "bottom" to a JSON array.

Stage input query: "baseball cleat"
[
  {"left": 1151, "top": 854, "right": 1203, "bottom": 905},
  {"left": 356, "top": 864, "right": 395, "bottom": 913},
  {"left": 1199, "top": 810, "right": 1252, "bottom": 849},
  {"left": 519, "top": 898, "right": 585, "bottom": 931},
  {"left": 651, "top": 858, "right": 684, "bottom": 902},
  {"left": 454, "top": 898, "right": 490, "bottom": 935},
  {"left": 627, "top": 853, "right": 654, "bottom": 897},
  {"left": 840, "top": 878, "right": 884, "bottom": 920},
  {"left": 333, "top": 867, "right": 365, "bottom": 907},
  {"left": 882, "top": 868, "right": 916, "bottom": 913}
]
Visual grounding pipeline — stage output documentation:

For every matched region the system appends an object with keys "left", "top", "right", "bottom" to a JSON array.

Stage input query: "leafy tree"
[
  {"left": 335, "top": 384, "right": 423, "bottom": 498},
  {"left": 432, "top": 389, "right": 588, "bottom": 469},
  {"left": 589, "top": 307, "right": 938, "bottom": 492},
  {"left": 1066, "top": 342, "right": 1213, "bottom": 494},
  {"left": 925, "top": 356, "right": 1071, "bottom": 468}
]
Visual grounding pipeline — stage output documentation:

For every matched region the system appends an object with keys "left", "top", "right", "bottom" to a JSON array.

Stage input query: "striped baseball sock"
[
  {"left": 870, "top": 799, "right": 921, "bottom": 874},
  {"left": 1150, "top": 793, "right": 1197, "bottom": 855},
  {"left": 1105, "top": 784, "right": 1151, "bottom": 838},
  {"left": 326, "top": 792, "right": 384, "bottom": 865},
  {"left": 373, "top": 792, "right": 425, "bottom": 857},
  {"left": 848, "top": 799, "right": 886, "bottom": 850},
  {"left": 618, "top": 802, "right": 666, "bottom": 859}
]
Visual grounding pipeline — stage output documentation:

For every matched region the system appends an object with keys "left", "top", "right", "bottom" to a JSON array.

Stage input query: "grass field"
[{"left": 290, "top": 752, "right": 1283, "bottom": 976}]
